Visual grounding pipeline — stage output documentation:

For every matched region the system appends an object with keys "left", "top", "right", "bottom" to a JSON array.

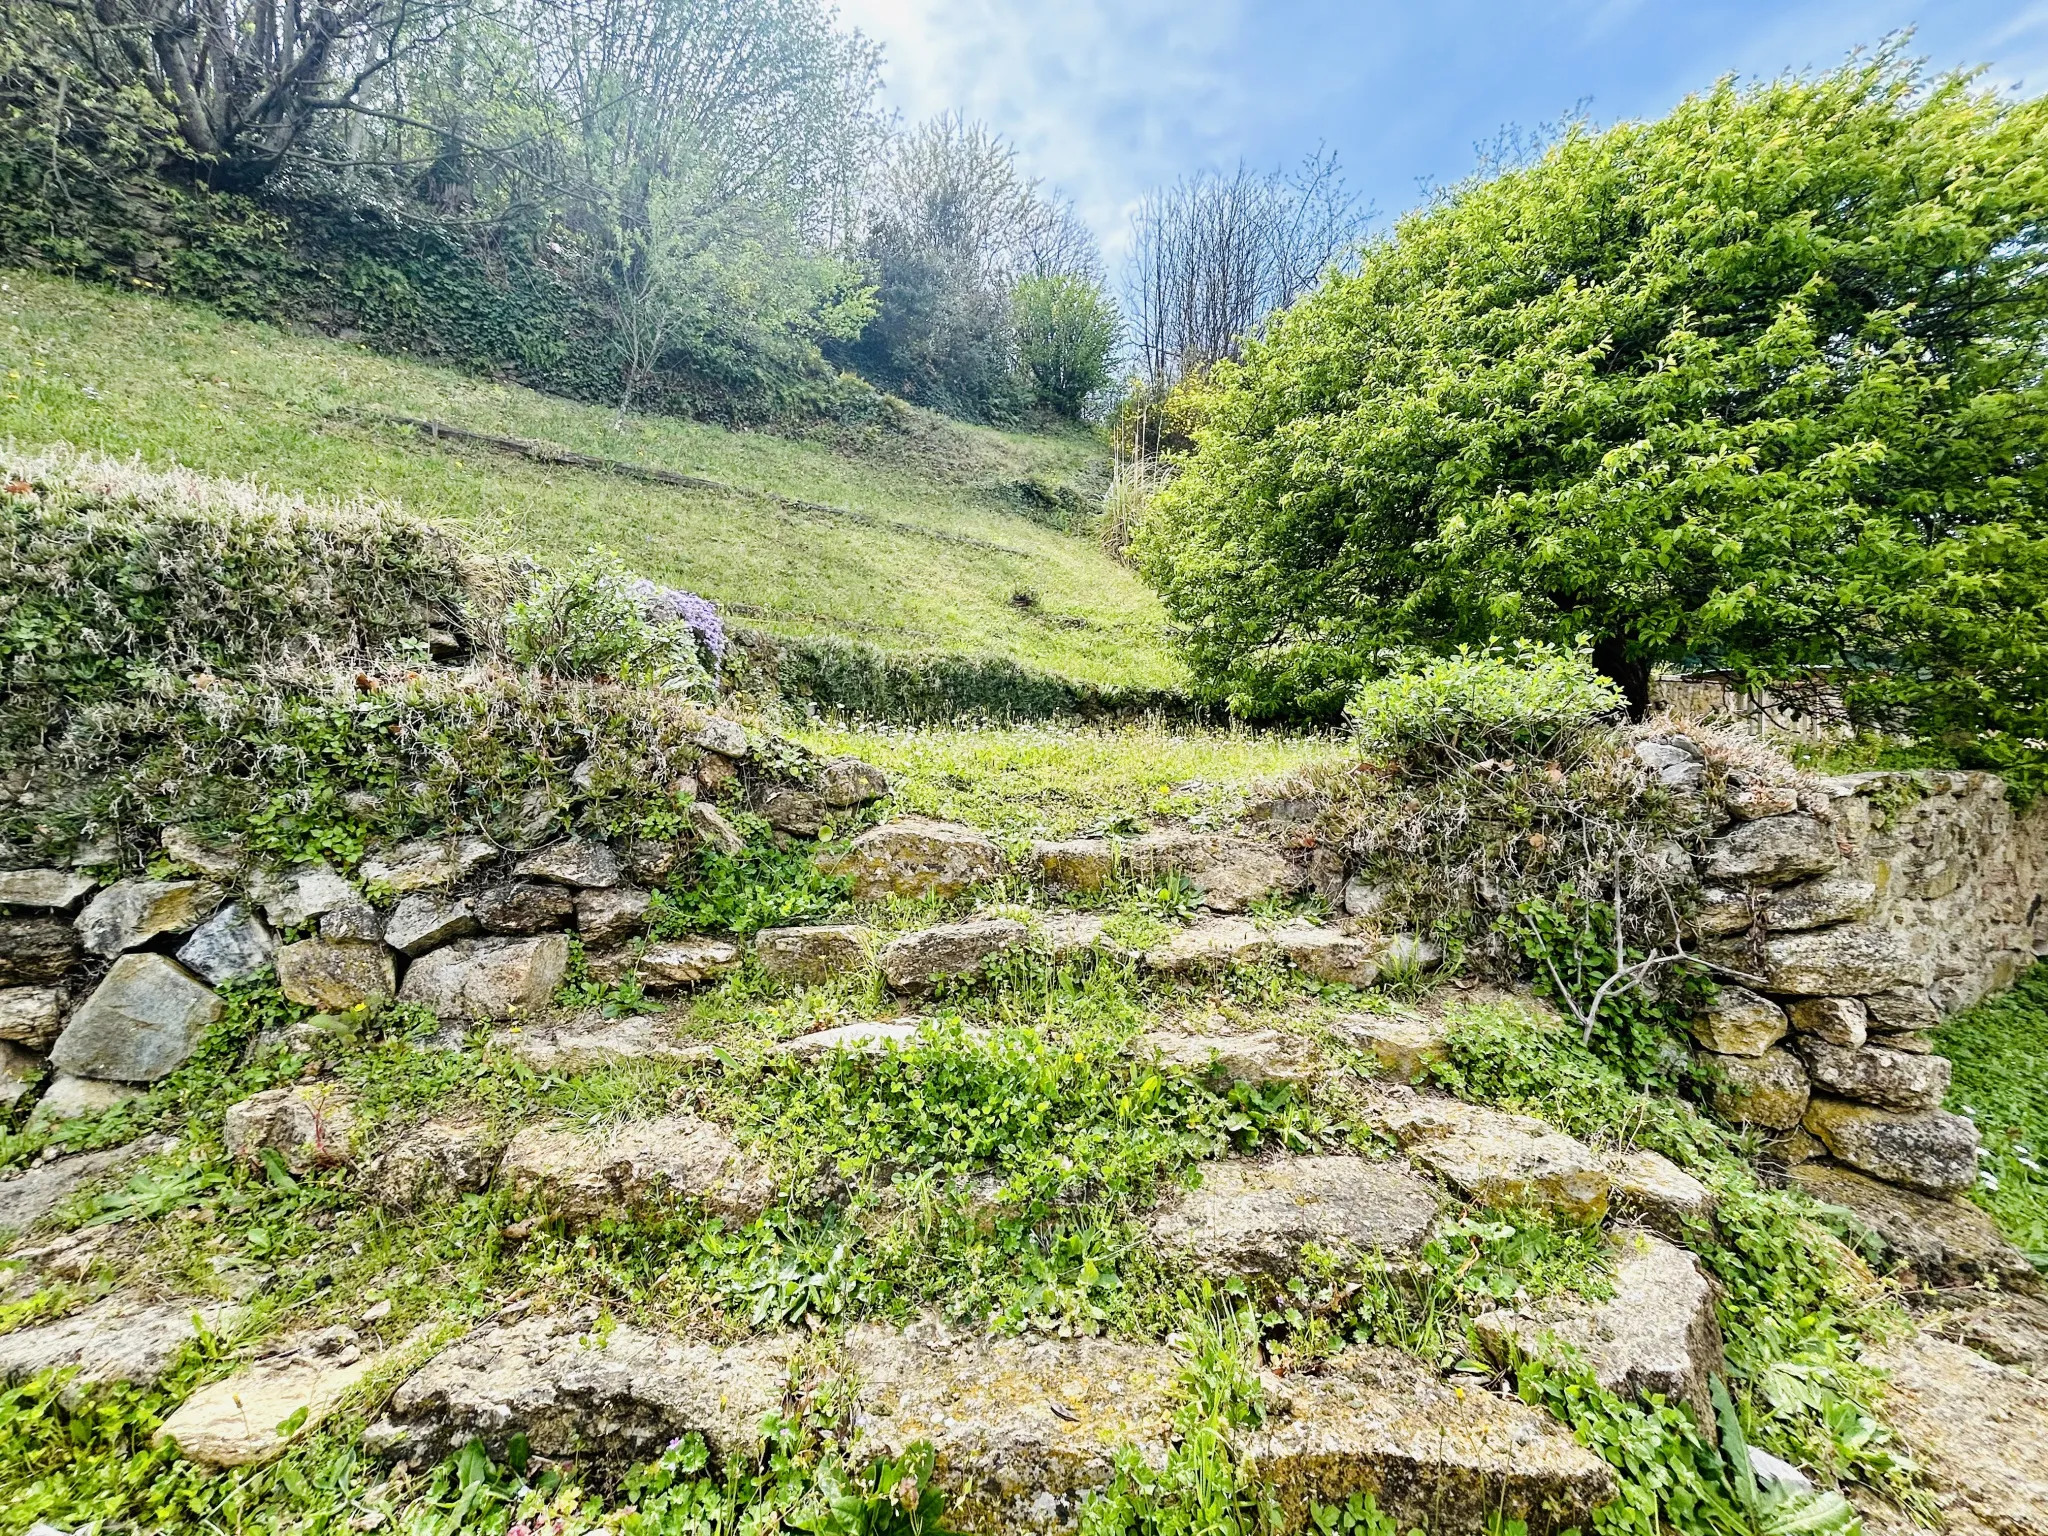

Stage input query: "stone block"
[
  {"left": 1138, "top": 1028, "right": 1320, "bottom": 1085},
  {"left": 384, "top": 894, "right": 479, "bottom": 957},
  {"left": 1705, "top": 1046, "right": 1810, "bottom": 1130},
  {"left": 0, "top": 869, "right": 97, "bottom": 911},
  {"left": 1803, "top": 1099, "right": 1979, "bottom": 1196},
  {"left": 1606, "top": 1149, "right": 1716, "bottom": 1238},
  {"left": 1788, "top": 1163, "right": 2036, "bottom": 1291},
  {"left": 1689, "top": 987, "right": 1788, "bottom": 1056},
  {"left": 754, "top": 924, "right": 871, "bottom": 984},
  {"left": 1796, "top": 1040, "right": 1950, "bottom": 1113},
  {"left": 1753, "top": 925, "right": 1927, "bottom": 996},
  {"left": 76, "top": 879, "right": 223, "bottom": 957},
  {"left": 0, "top": 917, "right": 81, "bottom": 985},
  {"left": 473, "top": 882, "right": 575, "bottom": 934},
  {"left": 634, "top": 939, "right": 743, "bottom": 990},
  {"left": 1786, "top": 996, "right": 1867, "bottom": 1048},
  {"left": 359, "top": 836, "right": 496, "bottom": 894},
  {"left": 362, "top": 1116, "right": 503, "bottom": 1210},
  {"left": 498, "top": 1114, "right": 774, "bottom": 1222},
  {"left": 1335, "top": 1011, "right": 1449, "bottom": 1080},
  {"left": 1143, "top": 917, "right": 1275, "bottom": 974},
  {"left": 249, "top": 863, "right": 354, "bottom": 931},
  {"left": 275, "top": 939, "right": 397, "bottom": 1012},
  {"left": 1148, "top": 1155, "right": 1440, "bottom": 1280},
  {"left": 0, "top": 1295, "right": 245, "bottom": 1389},
  {"left": 50, "top": 954, "right": 221, "bottom": 1082},
  {"left": 1275, "top": 924, "right": 1381, "bottom": 985},
  {"left": 319, "top": 901, "right": 384, "bottom": 944},
  {"left": 176, "top": 903, "right": 275, "bottom": 986},
  {"left": 688, "top": 802, "right": 747, "bottom": 855},
  {"left": 224, "top": 1083, "right": 357, "bottom": 1171},
  {"left": 28, "top": 1074, "right": 146, "bottom": 1126},
  {"left": 514, "top": 839, "right": 621, "bottom": 889},
  {"left": 1698, "top": 816, "right": 1839, "bottom": 887},
  {"left": 0, "top": 986, "right": 62, "bottom": 1049},
  {"left": 817, "top": 757, "right": 888, "bottom": 807},
  {"left": 759, "top": 788, "right": 828, "bottom": 835},
  {"left": 159, "top": 825, "right": 245, "bottom": 879},
  {"left": 156, "top": 1334, "right": 375, "bottom": 1466},
  {"left": 880, "top": 919, "right": 1028, "bottom": 994},
  {"left": 1381, "top": 1097, "right": 1610, "bottom": 1223},
  {"left": 398, "top": 935, "right": 569, "bottom": 1020},
  {"left": 574, "top": 887, "right": 650, "bottom": 947},
  {"left": 1763, "top": 874, "right": 1878, "bottom": 932},
  {"left": 823, "top": 818, "right": 1003, "bottom": 901}
]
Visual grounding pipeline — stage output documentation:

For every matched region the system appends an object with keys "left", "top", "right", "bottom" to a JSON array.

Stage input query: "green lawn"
[
  {"left": 1937, "top": 964, "right": 2048, "bottom": 1269},
  {"left": 0, "top": 272, "right": 1179, "bottom": 688}
]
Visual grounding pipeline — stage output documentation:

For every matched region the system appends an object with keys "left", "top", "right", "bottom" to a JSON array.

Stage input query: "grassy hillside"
[{"left": 0, "top": 272, "right": 1178, "bottom": 689}]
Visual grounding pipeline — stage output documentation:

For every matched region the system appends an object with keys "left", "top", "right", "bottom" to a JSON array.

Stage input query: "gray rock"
[
  {"left": 0, "top": 986, "right": 62, "bottom": 1048},
  {"left": 176, "top": 903, "right": 275, "bottom": 986},
  {"left": 688, "top": 802, "right": 747, "bottom": 855},
  {"left": 1688, "top": 887, "right": 1757, "bottom": 938},
  {"left": 318, "top": 901, "right": 384, "bottom": 943},
  {"left": 1787, "top": 996, "right": 1867, "bottom": 1048},
  {"left": 754, "top": 924, "right": 871, "bottom": 984},
  {"left": 573, "top": 886, "right": 650, "bottom": 947},
  {"left": 50, "top": 954, "right": 222, "bottom": 1082},
  {"left": 0, "top": 1138, "right": 159, "bottom": 1231},
  {"left": 156, "top": 1335, "right": 376, "bottom": 1466},
  {"left": 1803, "top": 1099, "right": 1980, "bottom": 1196},
  {"left": 1796, "top": 1040, "right": 1951, "bottom": 1113},
  {"left": 28, "top": 1074, "right": 146, "bottom": 1126},
  {"left": 159, "top": 825, "right": 246, "bottom": 879},
  {"left": 776, "top": 1020, "right": 929, "bottom": 1059},
  {"left": 513, "top": 839, "right": 621, "bottom": 889},
  {"left": 1941, "top": 1294, "right": 2048, "bottom": 1373},
  {"left": 248, "top": 863, "right": 354, "bottom": 931},
  {"left": 275, "top": 939, "right": 397, "bottom": 1012},
  {"left": 473, "top": 882, "right": 575, "bottom": 934},
  {"left": 0, "top": 1041, "right": 33, "bottom": 1108},
  {"left": 1336, "top": 1011, "right": 1449, "bottom": 1080},
  {"left": 498, "top": 1114, "right": 774, "bottom": 1223},
  {"left": 634, "top": 939, "right": 743, "bottom": 990},
  {"left": 1036, "top": 912, "right": 1135, "bottom": 963},
  {"left": 224, "top": 1084, "right": 357, "bottom": 1171},
  {"left": 1788, "top": 1163, "right": 2037, "bottom": 1291},
  {"left": 880, "top": 919, "right": 1028, "bottom": 994},
  {"left": 1148, "top": 1155, "right": 1439, "bottom": 1280},
  {"left": 1375, "top": 933, "right": 1445, "bottom": 974},
  {"left": 397, "top": 935, "right": 570, "bottom": 1019},
  {"left": 1705, "top": 1046, "right": 1810, "bottom": 1130},
  {"left": 1763, "top": 874, "right": 1878, "bottom": 932},
  {"left": 0, "top": 1295, "right": 245, "bottom": 1390},
  {"left": 1725, "top": 782, "right": 1800, "bottom": 821},
  {"left": 824, "top": 818, "right": 1003, "bottom": 901},
  {"left": 1698, "top": 816, "right": 1839, "bottom": 887},
  {"left": 1866, "top": 990, "right": 1941, "bottom": 1032},
  {"left": 1274, "top": 924, "right": 1381, "bottom": 985},
  {"left": 1475, "top": 1231, "right": 1724, "bottom": 1426},
  {"left": 0, "top": 869, "right": 97, "bottom": 911},
  {"left": 1635, "top": 740, "right": 1706, "bottom": 789},
  {"left": 76, "top": 879, "right": 223, "bottom": 957},
  {"left": 1606, "top": 1149, "right": 1716, "bottom": 1239},
  {"left": 1862, "top": 1333, "right": 2048, "bottom": 1536},
  {"left": 1868, "top": 1028, "right": 1937, "bottom": 1054},
  {"left": 759, "top": 788, "right": 828, "bottom": 836},
  {"left": 384, "top": 893, "right": 478, "bottom": 957},
  {"left": 817, "top": 757, "right": 888, "bottom": 807},
  {"left": 0, "top": 917, "right": 81, "bottom": 984},
  {"left": 1751, "top": 924, "right": 1928, "bottom": 997},
  {"left": 1380, "top": 1097, "right": 1610, "bottom": 1222},
  {"left": 621, "top": 838, "right": 688, "bottom": 884},
  {"left": 1342, "top": 875, "right": 1393, "bottom": 919},
  {"left": 1142, "top": 916, "right": 1275, "bottom": 974},
  {"left": 1689, "top": 987, "right": 1788, "bottom": 1057},
  {"left": 1138, "top": 1028, "right": 1320, "bottom": 1085},
  {"left": 687, "top": 714, "right": 750, "bottom": 759},
  {"left": 1031, "top": 829, "right": 1304, "bottom": 913},
  {"left": 363, "top": 1117, "right": 504, "bottom": 1210},
  {"left": 504, "top": 1019, "right": 718, "bottom": 1074},
  {"left": 359, "top": 836, "right": 497, "bottom": 894}
]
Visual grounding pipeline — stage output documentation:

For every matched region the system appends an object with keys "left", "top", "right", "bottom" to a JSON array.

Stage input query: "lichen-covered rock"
[
  {"left": 0, "top": 869, "right": 96, "bottom": 911},
  {"left": 0, "top": 986, "right": 61, "bottom": 1049},
  {"left": 1762, "top": 874, "right": 1879, "bottom": 932},
  {"left": 0, "top": 917, "right": 81, "bottom": 985},
  {"left": 1147, "top": 1156, "right": 1439, "bottom": 1279},
  {"left": 1138, "top": 1028, "right": 1319, "bottom": 1085},
  {"left": 248, "top": 863, "right": 354, "bottom": 931},
  {"left": 1698, "top": 816, "right": 1839, "bottom": 887},
  {"left": 76, "top": 878, "right": 223, "bottom": 957},
  {"left": 398, "top": 935, "right": 570, "bottom": 1020},
  {"left": 1688, "top": 888, "right": 1757, "bottom": 938},
  {"left": 319, "top": 901, "right": 384, "bottom": 944},
  {"left": 1786, "top": 996, "right": 1867, "bottom": 1048},
  {"left": 880, "top": 919, "right": 1028, "bottom": 994},
  {"left": 634, "top": 938, "right": 743, "bottom": 990},
  {"left": 824, "top": 819, "right": 1004, "bottom": 901},
  {"left": 1795, "top": 1040, "right": 1951, "bottom": 1113},
  {"left": 160, "top": 825, "right": 246, "bottom": 879},
  {"left": 1381, "top": 1097, "right": 1610, "bottom": 1223},
  {"left": 817, "top": 757, "right": 888, "bottom": 807},
  {"left": 1866, "top": 990, "right": 1941, "bottom": 1033},
  {"left": 0, "top": 1295, "right": 245, "bottom": 1388},
  {"left": 50, "top": 954, "right": 222, "bottom": 1082},
  {"left": 0, "top": 1137, "right": 163, "bottom": 1231},
  {"left": 1788, "top": 1163, "right": 2036, "bottom": 1291},
  {"left": 760, "top": 788, "right": 828, "bottom": 836},
  {"left": 1607, "top": 1150, "right": 1716, "bottom": 1239},
  {"left": 1037, "top": 913, "right": 1134, "bottom": 962},
  {"left": 28, "top": 1074, "right": 145, "bottom": 1126},
  {"left": 1275, "top": 924, "right": 1381, "bottom": 985},
  {"left": 1802, "top": 1099, "right": 1979, "bottom": 1196},
  {"left": 176, "top": 903, "right": 275, "bottom": 986},
  {"left": 384, "top": 893, "right": 480, "bottom": 957},
  {"left": 687, "top": 713, "right": 750, "bottom": 759},
  {"left": 1751, "top": 925, "right": 1928, "bottom": 997},
  {"left": 498, "top": 1114, "right": 774, "bottom": 1222},
  {"left": 275, "top": 939, "right": 396, "bottom": 1012},
  {"left": 514, "top": 839, "right": 621, "bottom": 889},
  {"left": 754, "top": 924, "right": 871, "bottom": 984},
  {"left": 1941, "top": 1295, "right": 2048, "bottom": 1373},
  {"left": 622, "top": 838, "right": 688, "bottom": 885},
  {"left": 1031, "top": 830, "right": 1303, "bottom": 913},
  {"left": 1689, "top": 987, "right": 1788, "bottom": 1057},
  {"left": 687, "top": 802, "right": 747, "bottom": 855},
  {"left": 1861, "top": 1333, "right": 2048, "bottom": 1536},
  {"left": 473, "top": 882, "right": 575, "bottom": 935},
  {"left": 1475, "top": 1232, "right": 1725, "bottom": 1425},
  {"left": 362, "top": 1117, "right": 503, "bottom": 1210},
  {"left": 224, "top": 1084, "right": 357, "bottom": 1171},
  {"left": 1704, "top": 1047, "right": 1810, "bottom": 1130},
  {"left": 1335, "top": 1011, "right": 1448, "bottom": 1081},
  {"left": 1142, "top": 917, "right": 1274, "bottom": 974},
  {"left": 1724, "top": 782, "right": 1800, "bottom": 821},
  {"left": 360, "top": 837, "right": 496, "bottom": 894},
  {"left": 574, "top": 887, "right": 650, "bottom": 947},
  {"left": 157, "top": 1331, "right": 375, "bottom": 1466}
]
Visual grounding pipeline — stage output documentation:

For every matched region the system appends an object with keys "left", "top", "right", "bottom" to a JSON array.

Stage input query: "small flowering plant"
[{"left": 504, "top": 555, "right": 723, "bottom": 697}]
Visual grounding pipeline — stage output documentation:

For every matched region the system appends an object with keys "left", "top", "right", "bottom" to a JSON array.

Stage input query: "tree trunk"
[{"left": 1592, "top": 636, "right": 1652, "bottom": 722}]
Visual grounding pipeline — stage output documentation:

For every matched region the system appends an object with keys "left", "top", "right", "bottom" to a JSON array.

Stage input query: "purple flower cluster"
[{"left": 627, "top": 578, "right": 727, "bottom": 658}]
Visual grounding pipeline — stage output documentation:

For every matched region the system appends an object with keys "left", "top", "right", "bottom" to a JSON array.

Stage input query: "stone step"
[
  {"left": 363, "top": 1312, "right": 1614, "bottom": 1534},
  {"left": 1377, "top": 1092, "right": 1612, "bottom": 1224},
  {"left": 1146, "top": 1155, "right": 1441, "bottom": 1281}
]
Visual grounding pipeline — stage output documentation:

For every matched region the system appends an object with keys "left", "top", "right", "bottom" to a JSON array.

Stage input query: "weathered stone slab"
[
  {"left": 156, "top": 1330, "right": 374, "bottom": 1465},
  {"left": 1705, "top": 1046, "right": 1810, "bottom": 1130},
  {"left": 1474, "top": 1232, "right": 1725, "bottom": 1426},
  {"left": 1803, "top": 1100, "right": 1979, "bottom": 1197},
  {"left": 176, "top": 903, "right": 275, "bottom": 986},
  {"left": 574, "top": 887, "right": 650, "bottom": 947},
  {"left": 502, "top": 1018, "right": 716, "bottom": 1074},
  {"left": 778, "top": 1020, "right": 938, "bottom": 1059},
  {"left": 635, "top": 939, "right": 743, "bottom": 990},
  {"left": 1752, "top": 925, "right": 1928, "bottom": 997},
  {"left": 360, "top": 836, "right": 496, "bottom": 894},
  {"left": 398, "top": 935, "right": 569, "bottom": 1019},
  {"left": 0, "top": 869, "right": 96, "bottom": 911},
  {"left": 1143, "top": 917, "right": 1274, "bottom": 974},
  {"left": 0, "top": 1137, "right": 163, "bottom": 1231},
  {"left": 1148, "top": 1156, "right": 1440, "bottom": 1279},
  {"left": 0, "top": 917, "right": 80, "bottom": 985},
  {"left": 1031, "top": 830, "right": 1304, "bottom": 913},
  {"left": 51, "top": 953, "right": 222, "bottom": 1082},
  {"left": 473, "top": 882, "right": 575, "bottom": 934},
  {"left": 754, "top": 925, "right": 871, "bottom": 985},
  {"left": 1940, "top": 1295, "right": 2048, "bottom": 1374},
  {"left": 362, "top": 1117, "right": 503, "bottom": 1210},
  {"left": 1796, "top": 1040, "right": 1950, "bottom": 1113},
  {"left": 160, "top": 825, "right": 246, "bottom": 879},
  {"left": 319, "top": 901, "right": 384, "bottom": 944},
  {"left": 77, "top": 879, "right": 223, "bottom": 957},
  {"left": 1381, "top": 1097, "right": 1610, "bottom": 1223},
  {"left": 880, "top": 919, "right": 1027, "bottom": 994},
  {"left": 1139, "top": 1027, "right": 1317, "bottom": 1086},
  {"left": 0, "top": 986, "right": 62, "bottom": 1049},
  {"left": 275, "top": 939, "right": 396, "bottom": 1012},
  {"left": 1724, "top": 782, "right": 1800, "bottom": 821},
  {"left": 1863, "top": 1333, "right": 2048, "bottom": 1536},
  {"left": 1337, "top": 1011, "right": 1449, "bottom": 1081},
  {"left": 688, "top": 802, "right": 747, "bottom": 855},
  {"left": 0, "top": 1295, "right": 245, "bottom": 1388},
  {"left": 1275, "top": 925, "right": 1381, "bottom": 985},
  {"left": 760, "top": 788, "right": 829, "bottom": 836},
  {"left": 224, "top": 1084, "right": 357, "bottom": 1172},
  {"left": 1787, "top": 996, "right": 1867, "bottom": 1048},
  {"left": 28, "top": 1073, "right": 145, "bottom": 1126},
  {"left": 248, "top": 863, "right": 354, "bottom": 931},
  {"left": 1690, "top": 987, "right": 1788, "bottom": 1057},
  {"left": 497, "top": 1114, "right": 774, "bottom": 1222},
  {"left": 817, "top": 757, "right": 888, "bottom": 807},
  {"left": 384, "top": 893, "right": 479, "bottom": 957},
  {"left": 1789, "top": 1163, "right": 2036, "bottom": 1292},
  {"left": 1697, "top": 816, "right": 1839, "bottom": 887},
  {"left": 1606, "top": 1150, "right": 1715, "bottom": 1239},
  {"left": 514, "top": 839, "right": 621, "bottom": 889},
  {"left": 1763, "top": 874, "right": 1879, "bottom": 932},
  {"left": 823, "top": 819, "right": 1003, "bottom": 901}
]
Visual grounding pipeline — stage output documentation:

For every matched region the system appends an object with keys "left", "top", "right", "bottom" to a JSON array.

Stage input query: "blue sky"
[{"left": 832, "top": 0, "right": 2048, "bottom": 271}]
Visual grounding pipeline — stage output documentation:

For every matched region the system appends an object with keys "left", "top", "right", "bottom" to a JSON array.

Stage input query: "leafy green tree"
[
  {"left": 1013, "top": 274, "right": 1118, "bottom": 417},
  {"left": 1137, "top": 50, "right": 2048, "bottom": 743}
]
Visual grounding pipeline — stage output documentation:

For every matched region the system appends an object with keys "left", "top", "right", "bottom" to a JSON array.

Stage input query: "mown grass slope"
[{"left": 0, "top": 272, "right": 1178, "bottom": 688}]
